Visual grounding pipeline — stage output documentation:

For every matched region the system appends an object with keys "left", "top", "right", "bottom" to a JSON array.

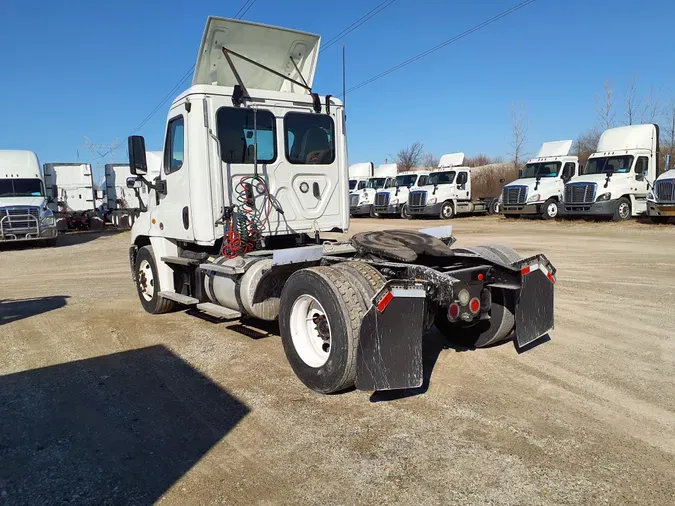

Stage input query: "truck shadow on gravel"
[
  {"left": 0, "top": 296, "right": 70, "bottom": 326},
  {"left": 0, "top": 230, "right": 124, "bottom": 251},
  {"left": 0, "top": 345, "right": 249, "bottom": 505}
]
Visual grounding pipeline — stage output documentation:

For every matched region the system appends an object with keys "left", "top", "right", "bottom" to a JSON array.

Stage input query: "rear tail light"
[
  {"left": 469, "top": 297, "right": 480, "bottom": 314},
  {"left": 448, "top": 303, "right": 460, "bottom": 321}
]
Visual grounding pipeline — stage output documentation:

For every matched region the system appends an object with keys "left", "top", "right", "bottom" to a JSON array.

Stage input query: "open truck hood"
[{"left": 193, "top": 16, "right": 321, "bottom": 93}]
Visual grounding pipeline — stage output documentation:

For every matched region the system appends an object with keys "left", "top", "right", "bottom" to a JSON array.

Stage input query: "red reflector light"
[
  {"left": 521, "top": 266, "right": 531, "bottom": 275},
  {"left": 477, "top": 273, "right": 484, "bottom": 281},
  {"left": 469, "top": 297, "right": 480, "bottom": 314},
  {"left": 377, "top": 291, "right": 394, "bottom": 313},
  {"left": 547, "top": 272, "right": 556, "bottom": 284},
  {"left": 448, "top": 303, "right": 460, "bottom": 320}
]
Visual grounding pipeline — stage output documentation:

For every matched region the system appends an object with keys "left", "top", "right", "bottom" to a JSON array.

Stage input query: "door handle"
[{"left": 313, "top": 182, "right": 321, "bottom": 199}]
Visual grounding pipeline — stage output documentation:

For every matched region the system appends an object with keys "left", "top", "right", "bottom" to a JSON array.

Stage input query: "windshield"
[
  {"left": 584, "top": 155, "right": 634, "bottom": 175},
  {"left": 349, "top": 179, "right": 357, "bottom": 190},
  {"left": 427, "top": 171, "right": 456, "bottom": 185},
  {"left": 521, "top": 162, "right": 561, "bottom": 178},
  {"left": 0, "top": 178, "right": 44, "bottom": 198},
  {"left": 395, "top": 174, "right": 418, "bottom": 187},
  {"left": 366, "top": 178, "right": 387, "bottom": 189}
]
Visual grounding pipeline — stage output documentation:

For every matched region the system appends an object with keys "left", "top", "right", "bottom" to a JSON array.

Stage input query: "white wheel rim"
[
  {"left": 547, "top": 202, "right": 557, "bottom": 217},
  {"left": 619, "top": 203, "right": 630, "bottom": 219},
  {"left": 138, "top": 259, "right": 155, "bottom": 301},
  {"left": 443, "top": 205, "right": 452, "bottom": 218},
  {"left": 290, "top": 294, "right": 331, "bottom": 367}
]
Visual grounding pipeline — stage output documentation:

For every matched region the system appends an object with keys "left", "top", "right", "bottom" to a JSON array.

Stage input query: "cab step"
[
  {"left": 161, "top": 256, "right": 200, "bottom": 266},
  {"left": 196, "top": 302, "right": 242, "bottom": 320},
  {"left": 159, "top": 291, "right": 200, "bottom": 305}
]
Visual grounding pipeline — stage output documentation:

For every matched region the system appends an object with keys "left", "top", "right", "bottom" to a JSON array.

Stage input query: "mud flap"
[
  {"left": 355, "top": 284, "right": 426, "bottom": 391},
  {"left": 515, "top": 268, "right": 554, "bottom": 348}
]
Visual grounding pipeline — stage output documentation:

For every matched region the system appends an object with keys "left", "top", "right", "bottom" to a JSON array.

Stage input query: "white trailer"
[
  {"left": 562, "top": 124, "right": 657, "bottom": 221},
  {"left": 0, "top": 150, "right": 58, "bottom": 246},
  {"left": 349, "top": 163, "right": 397, "bottom": 217},
  {"left": 125, "top": 16, "right": 556, "bottom": 394},
  {"left": 373, "top": 170, "right": 431, "bottom": 218},
  {"left": 43, "top": 162, "right": 104, "bottom": 231},
  {"left": 500, "top": 140, "right": 579, "bottom": 220},
  {"left": 408, "top": 153, "right": 499, "bottom": 219}
]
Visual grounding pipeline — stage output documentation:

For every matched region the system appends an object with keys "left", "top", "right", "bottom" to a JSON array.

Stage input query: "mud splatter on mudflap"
[
  {"left": 355, "top": 281, "right": 427, "bottom": 391},
  {"left": 515, "top": 255, "right": 555, "bottom": 348}
]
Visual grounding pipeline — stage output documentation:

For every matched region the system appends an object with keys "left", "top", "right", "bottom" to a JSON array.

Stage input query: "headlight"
[
  {"left": 596, "top": 192, "right": 611, "bottom": 202},
  {"left": 527, "top": 193, "right": 541, "bottom": 203},
  {"left": 647, "top": 190, "right": 655, "bottom": 201},
  {"left": 391, "top": 198, "right": 399, "bottom": 205},
  {"left": 428, "top": 197, "right": 438, "bottom": 204}
]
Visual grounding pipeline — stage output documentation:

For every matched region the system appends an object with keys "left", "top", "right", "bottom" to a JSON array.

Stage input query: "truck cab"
[
  {"left": 348, "top": 162, "right": 373, "bottom": 194},
  {"left": 0, "top": 150, "right": 58, "bottom": 246},
  {"left": 501, "top": 140, "right": 578, "bottom": 220},
  {"left": 562, "top": 124, "right": 657, "bottom": 221},
  {"left": 646, "top": 168, "right": 675, "bottom": 224},
  {"left": 349, "top": 163, "right": 397, "bottom": 217},
  {"left": 373, "top": 171, "right": 430, "bottom": 218}
]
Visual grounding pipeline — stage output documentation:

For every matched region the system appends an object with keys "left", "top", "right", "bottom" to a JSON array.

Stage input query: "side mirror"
[
  {"left": 518, "top": 169, "right": 523, "bottom": 177},
  {"left": 128, "top": 135, "right": 148, "bottom": 175},
  {"left": 126, "top": 176, "right": 143, "bottom": 189},
  {"left": 499, "top": 178, "right": 505, "bottom": 184},
  {"left": 47, "top": 196, "right": 54, "bottom": 204}
]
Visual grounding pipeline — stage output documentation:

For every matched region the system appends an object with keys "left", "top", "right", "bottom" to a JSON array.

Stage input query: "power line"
[
  {"left": 320, "top": 0, "right": 396, "bottom": 53},
  {"left": 236, "top": 0, "right": 258, "bottom": 19},
  {"left": 345, "top": 0, "right": 536, "bottom": 95}
]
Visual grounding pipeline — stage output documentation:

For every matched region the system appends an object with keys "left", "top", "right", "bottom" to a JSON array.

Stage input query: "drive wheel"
[
  {"left": 612, "top": 197, "right": 631, "bottom": 221},
  {"left": 279, "top": 267, "right": 364, "bottom": 393},
  {"left": 400, "top": 204, "right": 411, "bottom": 219},
  {"left": 440, "top": 201, "right": 454, "bottom": 219},
  {"left": 134, "top": 245, "right": 175, "bottom": 314},
  {"left": 541, "top": 199, "right": 559, "bottom": 220},
  {"left": 333, "top": 261, "right": 386, "bottom": 309}
]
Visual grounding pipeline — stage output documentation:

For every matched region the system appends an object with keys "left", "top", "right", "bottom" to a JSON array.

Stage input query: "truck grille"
[
  {"left": 1, "top": 207, "right": 40, "bottom": 231},
  {"left": 409, "top": 191, "right": 427, "bottom": 207},
  {"left": 502, "top": 186, "right": 528, "bottom": 205},
  {"left": 655, "top": 179, "right": 675, "bottom": 202},
  {"left": 374, "top": 192, "right": 390, "bottom": 207},
  {"left": 565, "top": 183, "right": 597, "bottom": 204},
  {"left": 349, "top": 194, "right": 360, "bottom": 208}
]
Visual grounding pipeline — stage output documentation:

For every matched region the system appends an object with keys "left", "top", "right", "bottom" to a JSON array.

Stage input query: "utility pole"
[{"left": 83, "top": 135, "right": 122, "bottom": 186}]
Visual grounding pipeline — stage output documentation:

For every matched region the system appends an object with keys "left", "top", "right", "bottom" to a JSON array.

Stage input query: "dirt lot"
[{"left": 1, "top": 216, "right": 675, "bottom": 505}]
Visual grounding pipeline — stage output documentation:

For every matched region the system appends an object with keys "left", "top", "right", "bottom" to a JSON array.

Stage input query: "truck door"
[
  {"left": 634, "top": 156, "right": 649, "bottom": 197},
  {"left": 456, "top": 171, "right": 470, "bottom": 199},
  {"left": 156, "top": 111, "right": 194, "bottom": 241}
]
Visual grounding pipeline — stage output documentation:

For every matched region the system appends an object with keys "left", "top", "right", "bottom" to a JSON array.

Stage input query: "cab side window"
[
  {"left": 562, "top": 162, "right": 575, "bottom": 180},
  {"left": 164, "top": 116, "right": 185, "bottom": 174},
  {"left": 418, "top": 175, "right": 428, "bottom": 186},
  {"left": 634, "top": 157, "right": 648, "bottom": 175},
  {"left": 456, "top": 172, "right": 468, "bottom": 187},
  {"left": 357, "top": 181, "right": 366, "bottom": 190}
]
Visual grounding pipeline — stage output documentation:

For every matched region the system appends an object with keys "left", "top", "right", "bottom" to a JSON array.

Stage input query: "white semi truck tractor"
[
  {"left": 408, "top": 153, "right": 499, "bottom": 219},
  {"left": 349, "top": 163, "right": 397, "bottom": 217},
  {"left": 348, "top": 162, "right": 373, "bottom": 192},
  {"left": 500, "top": 140, "right": 579, "bottom": 220},
  {"left": 374, "top": 171, "right": 430, "bottom": 218},
  {"left": 126, "top": 16, "right": 556, "bottom": 394},
  {"left": 0, "top": 150, "right": 58, "bottom": 246},
  {"left": 43, "top": 162, "right": 105, "bottom": 231},
  {"left": 646, "top": 164, "right": 675, "bottom": 224},
  {"left": 562, "top": 124, "right": 657, "bottom": 221}
]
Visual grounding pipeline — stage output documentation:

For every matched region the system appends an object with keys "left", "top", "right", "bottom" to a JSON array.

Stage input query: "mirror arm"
[{"left": 137, "top": 174, "right": 167, "bottom": 196}]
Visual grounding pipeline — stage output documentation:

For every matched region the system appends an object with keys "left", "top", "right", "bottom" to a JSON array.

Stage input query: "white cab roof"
[
  {"left": 0, "top": 150, "right": 40, "bottom": 177},
  {"left": 193, "top": 17, "right": 320, "bottom": 93},
  {"left": 597, "top": 124, "right": 656, "bottom": 152},
  {"left": 374, "top": 163, "right": 398, "bottom": 178},
  {"left": 536, "top": 140, "right": 573, "bottom": 158},
  {"left": 438, "top": 152, "right": 465, "bottom": 168}
]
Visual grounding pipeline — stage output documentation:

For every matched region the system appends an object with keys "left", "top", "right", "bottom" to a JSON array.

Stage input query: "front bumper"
[
  {"left": 647, "top": 202, "right": 675, "bottom": 217},
  {"left": 374, "top": 204, "right": 402, "bottom": 215},
  {"left": 350, "top": 203, "right": 373, "bottom": 216},
  {"left": 408, "top": 203, "right": 442, "bottom": 216},
  {"left": 561, "top": 199, "right": 619, "bottom": 217},
  {"left": 0, "top": 213, "right": 57, "bottom": 243},
  {"left": 502, "top": 203, "right": 541, "bottom": 215}
]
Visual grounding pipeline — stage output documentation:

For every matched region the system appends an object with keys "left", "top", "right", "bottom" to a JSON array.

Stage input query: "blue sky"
[{"left": 2, "top": 0, "right": 674, "bottom": 180}]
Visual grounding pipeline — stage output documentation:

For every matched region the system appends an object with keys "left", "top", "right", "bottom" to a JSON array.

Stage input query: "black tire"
[
  {"left": 369, "top": 206, "right": 377, "bottom": 218},
  {"left": 650, "top": 216, "right": 670, "bottom": 224},
  {"left": 439, "top": 201, "right": 454, "bottom": 219},
  {"left": 541, "top": 199, "right": 559, "bottom": 220},
  {"left": 612, "top": 197, "right": 631, "bottom": 221},
  {"left": 333, "top": 261, "right": 386, "bottom": 309},
  {"left": 134, "top": 245, "right": 176, "bottom": 314},
  {"left": 400, "top": 205, "right": 411, "bottom": 219},
  {"left": 279, "top": 267, "right": 364, "bottom": 394},
  {"left": 489, "top": 200, "right": 499, "bottom": 215}
]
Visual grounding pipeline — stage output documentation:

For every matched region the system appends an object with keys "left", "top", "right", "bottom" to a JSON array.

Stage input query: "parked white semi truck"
[
  {"left": 0, "top": 150, "right": 58, "bottom": 246},
  {"left": 349, "top": 163, "right": 397, "bottom": 217},
  {"left": 374, "top": 170, "right": 430, "bottom": 218},
  {"left": 44, "top": 162, "right": 104, "bottom": 231},
  {"left": 408, "top": 153, "right": 499, "bottom": 219},
  {"left": 126, "top": 16, "right": 556, "bottom": 394},
  {"left": 646, "top": 165, "right": 675, "bottom": 224},
  {"left": 562, "top": 124, "right": 657, "bottom": 221},
  {"left": 500, "top": 140, "right": 579, "bottom": 220},
  {"left": 348, "top": 162, "right": 373, "bottom": 192}
]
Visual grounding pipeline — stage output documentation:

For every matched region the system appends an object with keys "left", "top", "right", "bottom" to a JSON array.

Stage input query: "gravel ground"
[{"left": 1, "top": 216, "right": 674, "bottom": 505}]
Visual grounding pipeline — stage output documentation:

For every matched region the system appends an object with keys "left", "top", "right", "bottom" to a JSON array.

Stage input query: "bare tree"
[
  {"left": 422, "top": 153, "right": 439, "bottom": 169},
  {"left": 641, "top": 86, "right": 662, "bottom": 124},
  {"left": 395, "top": 142, "right": 424, "bottom": 172},
  {"left": 508, "top": 101, "right": 529, "bottom": 168},
  {"left": 625, "top": 75, "right": 642, "bottom": 126},
  {"left": 572, "top": 127, "right": 601, "bottom": 166},
  {"left": 662, "top": 98, "right": 675, "bottom": 173},
  {"left": 595, "top": 79, "right": 616, "bottom": 130}
]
